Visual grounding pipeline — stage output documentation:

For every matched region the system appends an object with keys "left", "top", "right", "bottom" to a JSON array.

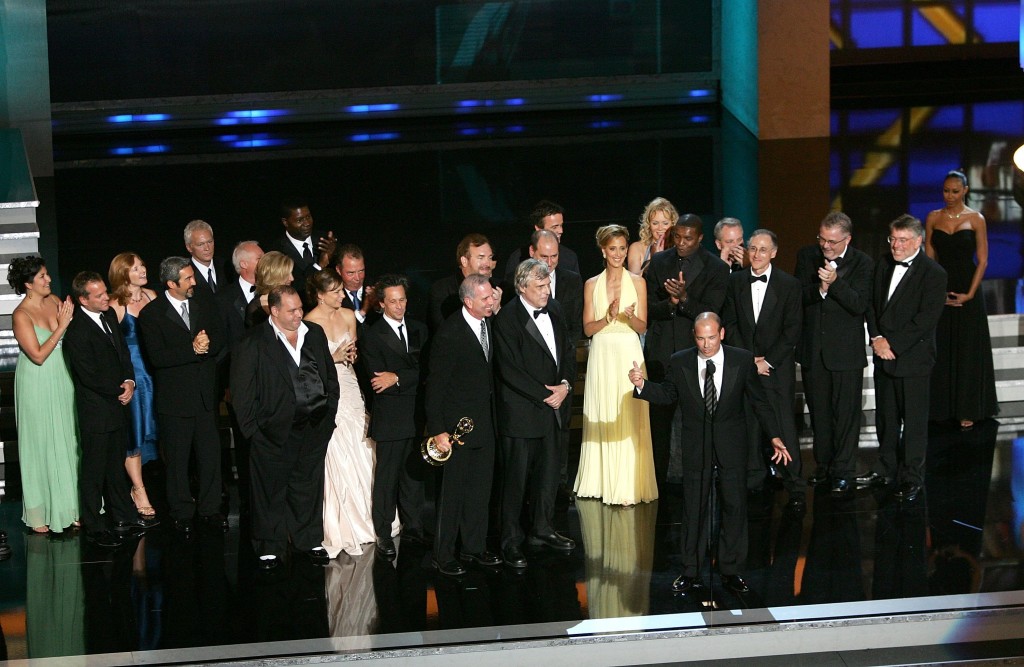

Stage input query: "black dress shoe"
[
  {"left": 86, "top": 530, "right": 124, "bottom": 549},
  {"left": 173, "top": 518, "right": 194, "bottom": 534},
  {"left": 830, "top": 479, "right": 852, "bottom": 498},
  {"left": 808, "top": 470, "right": 830, "bottom": 486},
  {"left": 786, "top": 495, "right": 807, "bottom": 513},
  {"left": 527, "top": 532, "right": 576, "bottom": 551},
  {"left": 671, "top": 575, "right": 703, "bottom": 592},
  {"left": 308, "top": 546, "right": 330, "bottom": 565},
  {"left": 257, "top": 554, "right": 280, "bottom": 570},
  {"left": 854, "top": 471, "right": 891, "bottom": 488},
  {"left": 199, "top": 513, "right": 229, "bottom": 532},
  {"left": 503, "top": 546, "right": 528, "bottom": 568},
  {"left": 112, "top": 519, "right": 148, "bottom": 535},
  {"left": 432, "top": 559, "right": 467, "bottom": 577},
  {"left": 721, "top": 574, "right": 750, "bottom": 594},
  {"left": 893, "top": 482, "right": 921, "bottom": 501},
  {"left": 376, "top": 537, "right": 397, "bottom": 559},
  {"left": 459, "top": 551, "right": 502, "bottom": 567}
]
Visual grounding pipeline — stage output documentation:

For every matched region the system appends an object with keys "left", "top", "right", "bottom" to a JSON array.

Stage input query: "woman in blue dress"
[{"left": 109, "top": 252, "right": 160, "bottom": 519}]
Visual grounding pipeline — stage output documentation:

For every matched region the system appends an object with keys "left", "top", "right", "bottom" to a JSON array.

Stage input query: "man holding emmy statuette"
[{"left": 425, "top": 273, "right": 500, "bottom": 577}]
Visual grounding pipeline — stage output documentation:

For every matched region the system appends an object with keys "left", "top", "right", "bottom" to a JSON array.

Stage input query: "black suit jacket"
[
  {"left": 427, "top": 272, "right": 463, "bottom": 332},
  {"left": 722, "top": 267, "right": 801, "bottom": 389},
  {"left": 794, "top": 245, "right": 873, "bottom": 371},
  {"left": 137, "top": 292, "right": 225, "bottom": 416},
  {"left": 425, "top": 310, "right": 495, "bottom": 449},
  {"left": 644, "top": 246, "right": 729, "bottom": 379},
  {"left": 493, "top": 298, "right": 576, "bottom": 438},
  {"left": 551, "top": 267, "right": 583, "bottom": 343},
  {"left": 867, "top": 252, "right": 947, "bottom": 377},
  {"left": 361, "top": 316, "right": 427, "bottom": 441},
  {"left": 274, "top": 231, "right": 327, "bottom": 308},
  {"left": 190, "top": 256, "right": 233, "bottom": 299},
  {"left": 230, "top": 320, "right": 341, "bottom": 446},
  {"left": 636, "top": 346, "right": 780, "bottom": 470},
  {"left": 62, "top": 308, "right": 135, "bottom": 433},
  {"left": 340, "top": 286, "right": 382, "bottom": 326}
]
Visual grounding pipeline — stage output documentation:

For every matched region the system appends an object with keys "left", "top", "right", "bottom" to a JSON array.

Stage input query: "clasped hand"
[{"left": 192, "top": 330, "right": 210, "bottom": 355}]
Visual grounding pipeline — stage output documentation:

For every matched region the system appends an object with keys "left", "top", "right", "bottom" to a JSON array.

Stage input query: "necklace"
[{"left": 944, "top": 207, "right": 966, "bottom": 219}]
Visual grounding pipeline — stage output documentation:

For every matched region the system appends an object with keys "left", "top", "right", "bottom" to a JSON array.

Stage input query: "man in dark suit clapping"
[
  {"left": 857, "top": 214, "right": 947, "bottom": 502},
  {"left": 273, "top": 200, "right": 337, "bottom": 309},
  {"left": 362, "top": 274, "right": 428, "bottom": 559},
  {"left": 231, "top": 286, "right": 340, "bottom": 569},
  {"left": 64, "top": 272, "right": 154, "bottom": 547},
  {"left": 138, "top": 257, "right": 226, "bottom": 534},
  {"left": 493, "top": 259, "right": 577, "bottom": 569},
  {"left": 425, "top": 273, "right": 501, "bottom": 577}
]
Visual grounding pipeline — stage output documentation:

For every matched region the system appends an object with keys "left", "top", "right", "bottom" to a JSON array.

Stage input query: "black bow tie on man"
[
  {"left": 533, "top": 307, "right": 548, "bottom": 319},
  {"left": 749, "top": 274, "right": 767, "bottom": 284}
]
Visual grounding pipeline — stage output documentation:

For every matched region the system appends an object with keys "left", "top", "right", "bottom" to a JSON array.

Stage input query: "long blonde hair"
[{"left": 638, "top": 197, "right": 679, "bottom": 246}]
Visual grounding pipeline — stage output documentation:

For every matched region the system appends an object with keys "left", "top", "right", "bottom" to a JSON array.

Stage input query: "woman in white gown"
[{"left": 305, "top": 269, "right": 397, "bottom": 557}]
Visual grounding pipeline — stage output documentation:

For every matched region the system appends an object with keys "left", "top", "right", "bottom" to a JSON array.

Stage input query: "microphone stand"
[{"left": 702, "top": 365, "right": 718, "bottom": 606}]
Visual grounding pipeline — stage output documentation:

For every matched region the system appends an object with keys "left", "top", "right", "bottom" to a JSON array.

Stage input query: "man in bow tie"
[
  {"left": 722, "top": 229, "right": 804, "bottom": 509},
  {"left": 492, "top": 259, "right": 577, "bottom": 568},
  {"left": 856, "top": 214, "right": 946, "bottom": 502}
]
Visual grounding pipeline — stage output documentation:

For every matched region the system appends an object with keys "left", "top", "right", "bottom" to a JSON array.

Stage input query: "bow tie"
[
  {"left": 249, "top": 285, "right": 256, "bottom": 293},
  {"left": 831, "top": 256, "right": 843, "bottom": 265},
  {"left": 896, "top": 260, "right": 912, "bottom": 268},
  {"left": 533, "top": 307, "right": 549, "bottom": 319},
  {"left": 749, "top": 274, "right": 767, "bottom": 283}
]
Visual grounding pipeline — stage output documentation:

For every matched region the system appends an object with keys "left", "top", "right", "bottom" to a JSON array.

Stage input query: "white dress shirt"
[
  {"left": 750, "top": 264, "right": 772, "bottom": 324},
  {"left": 522, "top": 296, "right": 557, "bottom": 361},
  {"left": 270, "top": 319, "right": 309, "bottom": 366},
  {"left": 697, "top": 347, "right": 725, "bottom": 399},
  {"left": 886, "top": 249, "right": 920, "bottom": 300}
]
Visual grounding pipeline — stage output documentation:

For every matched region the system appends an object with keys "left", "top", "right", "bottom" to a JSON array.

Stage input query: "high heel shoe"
[{"left": 131, "top": 486, "right": 157, "bottom": 519}]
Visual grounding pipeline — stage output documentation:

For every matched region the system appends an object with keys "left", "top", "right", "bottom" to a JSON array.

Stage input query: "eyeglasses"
[
  {"left": 887, "top": 236, "right": 916, "bottom": 245},
  {"left": 816, "top": 235, "right": 848, "bottom": 247}
]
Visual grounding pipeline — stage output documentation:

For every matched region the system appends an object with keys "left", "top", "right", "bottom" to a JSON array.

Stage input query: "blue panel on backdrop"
[
  {"left": 850, "top": 9, "right": 904, "bottom": 48},
  {"left": 846, "top": 109, "right": 901, "bottom": 133},
  {"left": 973, "top": 2, "right": 1020, "bottom": 42},
  {"left": 928, "top": 105, "right": 965, "bottom": 131},
  {"left": 909, "top": 150, "right": 962, "bottom": 186},
  {"left": 972, "top": 101, "right": 1024, "bottom": 134},
  {"left": 911, "top": 12, "right": 949, "bottom": 46}
]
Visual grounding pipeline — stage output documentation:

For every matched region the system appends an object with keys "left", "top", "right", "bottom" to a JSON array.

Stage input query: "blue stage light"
[
  {"left": 504, "top": 98, "right": 525, "bottom": 106},
  {"left": 345, "top": 104, "right": 400, "bottom": 113},
  {"left": 506, "top": 125, "right": 524, "bottom": 133},
  {"left": 349, "top": 132, "right": 399, "bottom": 142},
  {"left": 108, "top": 114, "right": 170, "bottom": 124},
  {"left": 688, "top": 89, "right": 713, "bottom": 98},
  {"left": 587, "top": 94, "right": 623, "bottom": 103}
]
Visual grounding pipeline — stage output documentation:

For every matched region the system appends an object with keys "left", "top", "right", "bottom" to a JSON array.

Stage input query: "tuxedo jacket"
[
  {"left": 493, "top": 298, "right": 576, "bottom": 438},
  {"left": 190, "top": 256, "right": 233, "bottom": 300},
  {"left": 425, "top": 310, "right": 495, "bottom": 449},
  {"left": 361, "top": 316, "right": 427, "bottom": 441},
  {"left": 722, "top": 267, "right": 801, "bottom": 388},
  {"left": 636, "top": 345, "right": 781, "bottom": 470},
  {"left": 644, "top": 246, "right": 729, "bottom": 379},
  {"left": 137, "top": 291, "right": 225, "bottom": 417},
  {"left": 273, "top": 231, "right": 327, "bottom": 307},
  {"left": 551, "top": 267, "right": 584, "bottom": 343},
  {"left": 217, "top": 278, "right": 250, "bottom": 350},
  {"left": 794, "top": 244, "right": 873, "bottom": 371},
  {"left": 230, "top": 319, "right": 340, "bottom": 446},
  {"left": 867, "top": 252, "right": 947, "bottom": 377},
  {"left": 62, "top": 308, "right": 135, "bottom": 433},
  {"left": 503, "top": 244, "right": 580, "bottom": 285},
  {"left": 427, "top": 272, "right": 463, "bottom": 332}
]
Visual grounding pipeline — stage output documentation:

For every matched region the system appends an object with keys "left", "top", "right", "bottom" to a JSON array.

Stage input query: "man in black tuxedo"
[
  {"left": 63, "top": 272, "right": 154, "bottom": 547},
  {"left": 857, "top": 214, "right": 947, "bottom": 501},
  {"left": 795, "top": 211, "right": 874, "bottom": 497},
  {"left": 502, "top": 200, "right": 580, "bottom": 284},
  {"left": 644, "top": 215, "right": 730, "bottom": 482},
  {"left": 425, "top": 273, "right": 501, "bottom": 576},
  {"left": 630, "top": 313, "right": 792, "bottom": 594},
  {"left": 362, "top": 274, "right": 428, "bottom": 559},
  {"left": 138, "top": 257, "right": 226, "bottom": 534},
  {"left": 427, "top": 233, "right": 503, "bottom": 331},
  {"left": 335, "top": 243, "right": 379, "bottom": 326},
  {"left": 185, "top": 219, "right": 232, "bottom": 299},
  {"left": 217, "top": 240, "right": 263, "bottom": 510},
  {"left": 722, "top": 230, "right": 805, "bottom": 508},
  {"left": 713, "top": 217, "right": 748, "bottom": 272},
  {"left": 273, "top": 200, "right": 338, "bottom": 309},
  {"left": 493, "top": 259, "right": 577, "bottom": 569},
  {"left": 231, "top": 286, "right": 340, "bottom": 569}
]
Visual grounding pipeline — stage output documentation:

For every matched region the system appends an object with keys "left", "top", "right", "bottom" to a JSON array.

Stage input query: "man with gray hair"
[
  {"left": 714, "top": 217, "right": 748, "bottom": 272},
  {"left": 492, "top": 259, "right": 577, "bottom": 568},
  {"left": 184, "top": 219, "right": 231, "bottom": 298},
  {"left": 139, "top": 256, "right": 226, "bottom": 534}
]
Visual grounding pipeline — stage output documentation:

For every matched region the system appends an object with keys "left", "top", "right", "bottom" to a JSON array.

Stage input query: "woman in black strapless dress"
[{"left": 924, "top": 170, "right": 998, "bottom": 429}]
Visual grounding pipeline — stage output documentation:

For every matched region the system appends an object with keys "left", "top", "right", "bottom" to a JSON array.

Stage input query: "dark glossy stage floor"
[{"left": 1, "top": 418, "right": 1021, "bottom": 661}]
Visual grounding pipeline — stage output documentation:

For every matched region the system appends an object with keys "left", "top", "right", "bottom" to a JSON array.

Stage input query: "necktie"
[
  {"left": 398, "top": 323, "right": 408, "bottom": 351},
  {"left": 704, "top": 359, "right": 717, "bottom": 416},
  {"left": 749, "top": 274, "right": 767, "bottom": 283},
  {"left": 533, "top": 307, "right": 548, "bottom": 319},
  {"left": 208, "top": 268, "right": 217, "bottom": 293},
  {"left": 350, "top": 290, "right": 361, "bottom": 311},
  {"left": 480, "top": 320, "right": 489, "bottom": 360},
  {"left": 100, "top": 314, "right": 115, "bottom": 347},
  {"left": 302, "top": 242, "right": 314, "bottom": 264},
  {"left": 180, "top": 302, "right": 191, "bottom": 329}
]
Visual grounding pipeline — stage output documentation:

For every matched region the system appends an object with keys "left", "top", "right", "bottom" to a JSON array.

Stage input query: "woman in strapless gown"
[
  {"left": 925, "top": 170, "right": 998, "bottom": 429},
  {"left": 305, "top": 269, "right": 397, "bottom": 557},
  {"left": 575, "top": 225, "right": 658, "bottom": 506}
]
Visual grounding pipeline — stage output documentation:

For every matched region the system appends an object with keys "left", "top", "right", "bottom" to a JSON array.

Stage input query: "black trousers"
[
  {"left": 872, "top": 369, "right": 929, "bottom": 485},
  {"left": 498, "top": 423, "right": 560, "bottom": 551},
  {"left": 160, "top": 409, "right": 222, "bottom": 519},
  {"left": 372, "top": 437, "right": 425, "bottom": 540},
  {"left": 79, "top": 425, "right": 134, "bottom": 531},
  {"left": 434, "top": 443, "right": 494, "bottom": 563},
  {"left": 681, "top": 465, "right": 747, "bottom": 577},
  {"left": 803, "top": 360, "right": 864, "bottom": 483},
  {"left": 249, "top": 420, "right": 330, "bottom": 557},
  {"left": 746, "top": 374, "right": 805, "bottom": 494}
]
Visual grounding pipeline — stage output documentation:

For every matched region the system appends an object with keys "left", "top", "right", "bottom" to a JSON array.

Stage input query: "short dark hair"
[
  {"left": 749, "top": 228, "right": 778, "bottom": 248},
  {"left": 374, "top": 273, "right": 409, "bottom": 297},
  {"left": 7, "top": 256, "right": 45, "bottom": 296},
  {"left": 668, "top": 214, "right": 704, "bottom": 243},
  {"left": 159, "top": 256, "right": 191, "bottom": 286},
  {"left": 71, "top": 271, "right": 104, "bottom": 302},
  {"left": 279, "top": 199, "right": 309, "bottom": 219},
  {"left": 890, "top": 213, "right": 924, "bottom": 238},
  {"left": 456, "top": 233, "right": 491, "bottom": 266},
  {"left": 268, "top": 284, "right": 300, "bottom": 310},
  {"left": 528, "top": 200, "right": 564, "bottom": 229},
  {"left": 306, "top": 268, "right": 342, "bottom": 304},
  {"left": 821, "top": 211, "right": 852, "bottom": 235},
  {"left": 334, "top": 243, "right": 363, "bottom": 265}
]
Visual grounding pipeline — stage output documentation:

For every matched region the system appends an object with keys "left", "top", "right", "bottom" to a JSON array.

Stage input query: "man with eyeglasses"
[
  {"left": 856, "top": 214, "right": 946, "bottom": 502},
  {"left": 794, "top": 211, "right": 873, "bottom": 498}
]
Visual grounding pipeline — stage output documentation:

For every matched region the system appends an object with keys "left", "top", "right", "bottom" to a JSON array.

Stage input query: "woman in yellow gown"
[{"left": 574, "top": 225, "right": 658, "bottom": 506}]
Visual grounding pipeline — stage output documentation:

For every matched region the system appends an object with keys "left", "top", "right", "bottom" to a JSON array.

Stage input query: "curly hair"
[
  {"left": 638, "top": 197, "right": 679, "bottom": 246},
  {"left": 7, "top": 256, "right": 46, "bottom": 296}
]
